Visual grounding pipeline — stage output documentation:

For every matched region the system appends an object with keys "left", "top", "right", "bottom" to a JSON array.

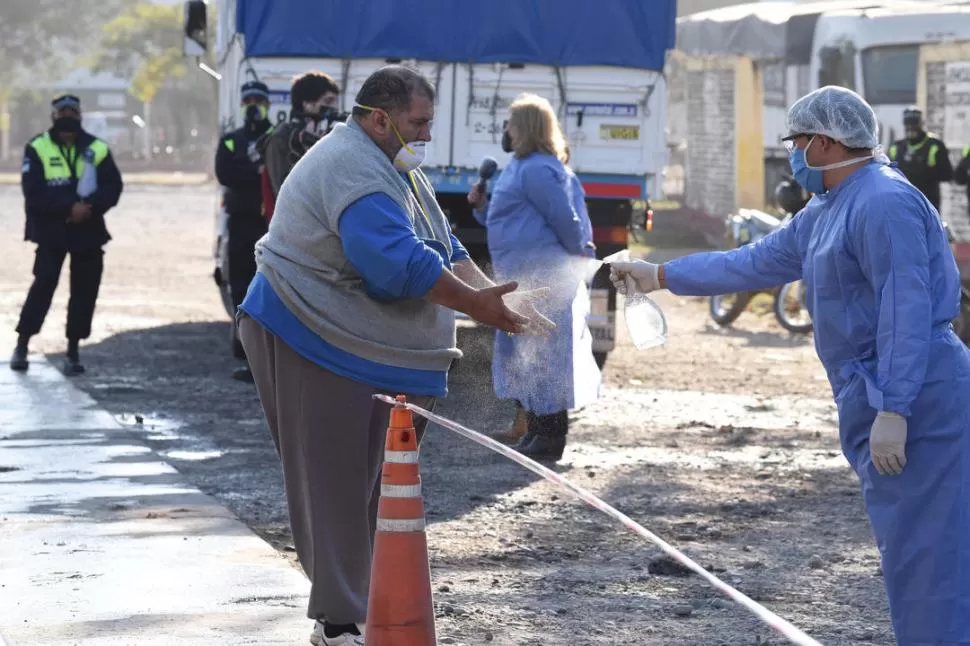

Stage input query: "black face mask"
[
  {"left": 53, "top": 117, "right": 81, "bottom": 135},
  {"left": 244, "top": 104, "right": 270, "bottom": 134},
  {"left": 501, "top": 129, "right": 513, "bottom": 153}
]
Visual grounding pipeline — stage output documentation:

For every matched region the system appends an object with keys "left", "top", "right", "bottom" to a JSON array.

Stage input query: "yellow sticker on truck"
[{"left": 600, "top": 125, "right": 640, "bottom": 140}]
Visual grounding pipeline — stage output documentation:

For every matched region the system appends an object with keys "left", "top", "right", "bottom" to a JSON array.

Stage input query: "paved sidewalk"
[{"left": 0, "top": 358, "right": 309, "bottom": 645}]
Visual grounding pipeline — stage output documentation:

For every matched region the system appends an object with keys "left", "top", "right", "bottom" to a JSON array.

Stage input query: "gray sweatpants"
[{"left": 238, "top": 314, "right": 435, "bottom": 624}]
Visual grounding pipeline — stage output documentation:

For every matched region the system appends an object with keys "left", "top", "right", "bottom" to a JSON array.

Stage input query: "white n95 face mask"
[{"left": 393, "top": 141, "right": 427, "bottom": 172}]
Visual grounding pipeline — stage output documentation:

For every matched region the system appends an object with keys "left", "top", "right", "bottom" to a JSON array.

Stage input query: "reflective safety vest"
[
  {"left": 29, "top": 132, "right": 109, "bottom": 187},
  {"left": 889, "top": 133, "right": 943, "bottom": 167}
]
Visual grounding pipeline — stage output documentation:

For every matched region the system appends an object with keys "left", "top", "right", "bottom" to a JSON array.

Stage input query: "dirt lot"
[{"left": 0, "top": 184, "right": 891, "bottom": 645}]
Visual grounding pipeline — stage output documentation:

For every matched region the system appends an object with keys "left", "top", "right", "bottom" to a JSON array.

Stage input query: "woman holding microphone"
[{"left": 468, "top": 93, "right": 601, "bottom": 462}]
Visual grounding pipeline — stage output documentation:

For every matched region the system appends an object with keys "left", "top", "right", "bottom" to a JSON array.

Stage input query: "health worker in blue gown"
[{"left": 611, "top": 85, "right": 970, "bottom": 646}]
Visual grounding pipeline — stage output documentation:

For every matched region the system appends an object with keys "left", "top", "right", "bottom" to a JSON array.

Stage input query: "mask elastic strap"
[
  {"left": 355, "top": 102, "right": 413, "bottom": 153},
  {"left": 406, "top": 172, "right": 433, "bottom": 230},
  {"left": 807, "top": 155, "right": 873, "bottom": 172},
  {"left": 804, "top": 137, "right": 875, "bottom": 171}
]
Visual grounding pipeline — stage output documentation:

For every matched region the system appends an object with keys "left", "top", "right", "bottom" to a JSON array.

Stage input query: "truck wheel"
[
  {"left": 709, "top": 292, "right": 751, "bottom": 327},
  {"left": 594, "top": 351, "right": 608, "bottom": 370}
]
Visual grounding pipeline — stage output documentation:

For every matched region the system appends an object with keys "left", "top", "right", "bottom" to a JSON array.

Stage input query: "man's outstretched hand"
[
  {"left": 467, "top": 282, "right": 530, "bottom": 334},
  {"left": 503, "top": 287, "right": 556, "bottom": 335}
]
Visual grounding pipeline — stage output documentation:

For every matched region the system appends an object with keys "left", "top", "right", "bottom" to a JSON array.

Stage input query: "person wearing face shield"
[
  {"left": 888, "top": 107, "right": 953, "bottom": 211},
  {"left": 10, "top": 94, "right": 123, "bottom": 376},
  {"left": 233, "top": 65, "right": 553, "bottom": 645},
  {"left": 611, "top": 85, "right": 970, "bottom": 645},
  {"left": 257, "top": 71, "right": 341, "bottom": 202},
  {"left": 215, "top": 80, "right": 273, "bottom": 381}
]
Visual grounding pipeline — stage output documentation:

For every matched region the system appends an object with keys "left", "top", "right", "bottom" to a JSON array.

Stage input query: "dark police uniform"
[
  {"left": 889, "top": 132, "right": 953, "bottom": 211},
  {"left": 16, "top": 106, "right": 123, "bottom": 354},
  {"left": 215, "top": 81, "right": 273, "bottom": 316}
]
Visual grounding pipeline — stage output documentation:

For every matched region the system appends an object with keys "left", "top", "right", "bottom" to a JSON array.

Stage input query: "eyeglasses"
[{"left": 781, "top": 133, "right": 813, "bottom": 153}]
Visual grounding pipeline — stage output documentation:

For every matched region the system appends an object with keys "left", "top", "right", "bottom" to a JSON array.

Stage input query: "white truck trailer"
[{"left": 185, "top": 0, "right": 677, "bottom": 366}]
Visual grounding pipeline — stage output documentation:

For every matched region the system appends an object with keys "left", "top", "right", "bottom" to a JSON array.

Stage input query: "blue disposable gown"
[
  {"left": 665, "top": 162, "right": 970, "bottom": 645},
  {"left": 483, "top": 153, "right": 601, "bottom": 415}
]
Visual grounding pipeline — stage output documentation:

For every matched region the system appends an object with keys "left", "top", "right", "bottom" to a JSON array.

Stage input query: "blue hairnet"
[{"left": 786, "top": 85, "right": 880, "bottom": 149}]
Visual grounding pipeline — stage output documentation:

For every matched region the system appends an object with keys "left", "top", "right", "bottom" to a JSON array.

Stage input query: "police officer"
[
  {"left": 10, "top": 94, "right": 123, "bottom": 375},
  {"left": 888, "top": 107, "right": 953, "bottom": 211},
  {"left": 215, "top": 81, "right": 272, "bottom": 382}
]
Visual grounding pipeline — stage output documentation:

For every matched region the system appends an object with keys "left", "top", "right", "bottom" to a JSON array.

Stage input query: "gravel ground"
[{"left": 0, "top": 184, "right": 892, "bottom": 645}]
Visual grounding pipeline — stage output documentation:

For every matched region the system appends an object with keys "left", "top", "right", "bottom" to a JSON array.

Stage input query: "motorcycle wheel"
[
  {"left": 774, "top": 281, "right": 813, "bottom": 334},
  {"left": 709, "top": 292, "right": 752, "bottom": 327}
]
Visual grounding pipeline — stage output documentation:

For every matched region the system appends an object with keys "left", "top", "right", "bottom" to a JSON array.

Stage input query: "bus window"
[
  {"left": 818, "top": 42, "right": 857, "bottom": 90},
  {"left": 861, "top": 45, "right": 919, "bottom": 105}
]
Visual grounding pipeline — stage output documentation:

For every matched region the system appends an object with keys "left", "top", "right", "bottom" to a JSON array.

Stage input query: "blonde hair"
[{"left": 507, "top": 93, "right": 567, "bottom": 162}]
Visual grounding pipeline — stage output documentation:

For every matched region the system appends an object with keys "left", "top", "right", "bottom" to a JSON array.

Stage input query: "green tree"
[
  {"left": 0, "top": 0, "right": 125, "bottom": 89},
  {"left": 90, "top": 2, "right": 217, "bottom": 104}
]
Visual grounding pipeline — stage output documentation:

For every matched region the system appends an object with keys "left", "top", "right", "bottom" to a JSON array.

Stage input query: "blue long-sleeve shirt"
[
  {"left": 241, "top": 191, "right": 469, "bottom": 396},
  {"left": 664, "top": 163, "right": 958, "bottom": 416}
]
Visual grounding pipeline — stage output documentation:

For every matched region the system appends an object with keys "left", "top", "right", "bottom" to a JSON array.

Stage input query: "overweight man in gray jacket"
[{"left": 236, "top": 65, "right": 550, "bottom": 646}]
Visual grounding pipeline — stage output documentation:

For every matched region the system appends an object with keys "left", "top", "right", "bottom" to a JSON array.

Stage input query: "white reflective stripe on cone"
[
  {"left": 384, "top": 450, "right": 419, "bottom": 464},
  {"left": 381, "top": 483, "right": 422, "bottom": 498},
  {"left": 376, "top": 517, "right": 426, "bottom": 532}
]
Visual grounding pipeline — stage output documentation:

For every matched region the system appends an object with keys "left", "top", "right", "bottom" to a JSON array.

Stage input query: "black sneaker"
[
  {"left": 62, "top": 356, "right": 85, "bottom": 376},
  {"left": 10, "top": 347, "right": 28, "bottom": 372}
]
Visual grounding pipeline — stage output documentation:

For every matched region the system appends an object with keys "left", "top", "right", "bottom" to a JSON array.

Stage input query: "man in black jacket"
[
  {"left": 888, "top": 107, "right": 953, "bottom": 211},
  {"left": 11, "top": 94, "right": 123, "bottom": 375},
  {"left": 215, "top": 80, "right": 272, "bottom": 382}
]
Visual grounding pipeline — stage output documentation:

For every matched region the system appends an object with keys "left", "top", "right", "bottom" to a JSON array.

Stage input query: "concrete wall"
[
  {"left": 917, "top": 42, "right": 970, "bottom": 241},
  {"left": 653, "top": 53, "right": 764, "bottom": 248},
  {"left": 917, "top": 41, "right": 970, "bottom": 276},
  {"left": 678, "top": 53, "right": 766, "bottom": 218}
]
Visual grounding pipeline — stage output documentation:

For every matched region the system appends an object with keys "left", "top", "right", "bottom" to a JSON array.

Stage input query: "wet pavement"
[{"left": 0, "top": 357, "right": 309, "bottom": 645}]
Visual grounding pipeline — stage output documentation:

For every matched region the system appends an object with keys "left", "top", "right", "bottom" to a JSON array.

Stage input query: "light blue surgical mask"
[{"left": 788, "top": 136, "right": 874, "bottom": 195}]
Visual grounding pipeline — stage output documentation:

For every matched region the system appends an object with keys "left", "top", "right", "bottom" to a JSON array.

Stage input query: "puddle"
[
  {"left": 115, "top": 412, "right": 182, "bottom": 433},
  {"left": 162, "top": 449, "right": 226, "bottom": 461},
  {"left": 92, "top": 380, "right": 146, "bottom": 395},
  {"left": 115, "top": 412, "right": 227, "bottom": 463}
]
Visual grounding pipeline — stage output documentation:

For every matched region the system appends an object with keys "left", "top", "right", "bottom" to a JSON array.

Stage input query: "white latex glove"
[
  {"left": 608, "top": 260, "right": 660, "bottom": 296},
  {"left": 870, "top": 411, "right": 908, "bottom": 476}
]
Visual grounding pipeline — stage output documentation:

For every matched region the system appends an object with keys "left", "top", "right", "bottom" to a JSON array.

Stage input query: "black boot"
[
  {"left": 63, "top": 339, "right": 85, "bottom": 376},
  {"left": 517, "top": 411, "right": 568, "bottom": 462},
  {"left": 10, "top": 346, "right": 28, "bottom": 372},
  {"left": 62, "top": 356, "right": 85, "bottom": 376}
]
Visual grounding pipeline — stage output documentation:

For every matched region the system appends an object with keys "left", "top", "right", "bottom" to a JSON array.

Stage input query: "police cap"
[
  {"left": 52, "top": 94, "right": 81, "bottom": 112},
  {"left": 241, "top": 81, "right": 270, "bottom": 102}
]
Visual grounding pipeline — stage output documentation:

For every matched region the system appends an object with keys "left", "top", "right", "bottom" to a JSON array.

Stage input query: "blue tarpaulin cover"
[{"left": 236, "top": 0, "right": 677, "bottom": 72}]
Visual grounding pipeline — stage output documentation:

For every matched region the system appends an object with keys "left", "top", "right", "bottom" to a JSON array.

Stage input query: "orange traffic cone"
[{"left": 365, "top": 395, "right": 437, "bottom": 646}]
